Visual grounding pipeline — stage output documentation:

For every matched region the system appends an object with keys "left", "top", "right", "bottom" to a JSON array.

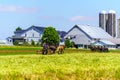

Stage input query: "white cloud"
[
  {"left": 0, "top": 5, "right": 38, "bottom": 13},
  {"left": 40, "top": 15, "right": 98, "bottom": 24},
  {"left": 40, "top": 16, "right": 67, "bottom": 21},
  {"left": 70, "top": 16, "right": 97, "bottom": 22}
]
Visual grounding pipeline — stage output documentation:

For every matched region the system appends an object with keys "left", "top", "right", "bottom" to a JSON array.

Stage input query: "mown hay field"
[{"left": 0, "top": 46, "right": 120, "bottom": 80}]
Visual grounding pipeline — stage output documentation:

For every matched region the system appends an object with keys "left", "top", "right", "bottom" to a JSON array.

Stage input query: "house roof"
[
  {"left": 11, "top": 36, "right": 25, "bottom": 39},
  {"left": 57, "top": 31, "right": 67, "bottom": 38},
  {"left": 32, "top": 26, "right": 45, "bottom": 32},
  {"left": 14, "top": 25, "right": 67, "bottom": 38},
  {"left": 14, "top": 30, "right": 26, "bottom": 34},
  {"left": 14, "top": 26, "right": 45, "bottom": 34},
  {"left": 77, "top": 25, "right": 113, "bottom": 39}
]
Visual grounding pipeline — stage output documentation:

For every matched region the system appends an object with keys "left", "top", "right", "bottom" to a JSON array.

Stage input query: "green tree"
[
  {"left": 41, "top": 26, "right": 60, "bottom": 46},
  {"left": 31, "top": 40, "right": 35, "bottom": 46},
  {"left": 65, "top": 38, "right": 71, "bottom": 48},
  {"left": 16, "top": 27, "right": 22, "bottom": 31}
]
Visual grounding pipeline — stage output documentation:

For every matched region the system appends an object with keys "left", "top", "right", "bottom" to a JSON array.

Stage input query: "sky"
[{"left": 0, "top": 0, "right": 120, "bottom": 39}]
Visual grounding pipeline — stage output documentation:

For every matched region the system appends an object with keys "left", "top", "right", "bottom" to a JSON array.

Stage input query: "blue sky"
[{"left": 0, "top": 0, "right": 120, "bottom": 39}]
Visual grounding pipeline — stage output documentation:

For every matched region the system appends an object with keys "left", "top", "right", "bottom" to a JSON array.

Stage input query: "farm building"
[
  {"left": 7, "top": 26, "right": 67, "bottom": 45},
  {"left": 0, "top": 40, "right": 13, "bottom": 46},
  {"left": 64, "top": 25, "right": 120, "bottom": 49}
]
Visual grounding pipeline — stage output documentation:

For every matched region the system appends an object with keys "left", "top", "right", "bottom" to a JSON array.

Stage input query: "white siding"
[
  {"left": 22, "top": 29, "right": 41, "bottom": 42},
  {"left": 65, "top": 27, "right": 82, "bottom": 36},
  {"left": 22, "top": 29, "right": 39, "bottom": 37},
  {"left": 65, "top": 27, "right": 91, "bottom": 45}
]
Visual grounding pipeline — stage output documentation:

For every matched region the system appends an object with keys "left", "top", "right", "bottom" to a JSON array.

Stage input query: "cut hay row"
[{"left": 0, "top": 50, "right": 35, "bottom": 53}]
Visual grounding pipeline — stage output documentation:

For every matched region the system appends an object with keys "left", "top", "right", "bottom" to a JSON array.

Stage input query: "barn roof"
[
  {"left": 93, "top": 39, "right": 116, "bottom": 46},
  {"left": 77, "top": 25, "right": 113, "bottom": 39}
]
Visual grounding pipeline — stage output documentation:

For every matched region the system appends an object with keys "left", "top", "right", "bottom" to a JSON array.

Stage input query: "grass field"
[{"left": 0, "top": 46, "right": 120, "bottom": 80}]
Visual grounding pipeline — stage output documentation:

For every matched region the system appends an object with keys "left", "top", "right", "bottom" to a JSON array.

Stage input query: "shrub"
[
  {"left": 13, "top": 41, "right": 19, "bottom": 46},
  {"left": 31, "top": 40, "right": 35, "bottom": 46},
  {"left": 23, "top": 42, "right": 30, "bottom": 46},
  {"left": 36, "top": 42, "right": 41, "bottom": 46},
  {"left": 65, "top": 39, "right": 71, "bottom": 48},
  {"left": 70, "top": 41, "right": 75, "bottom": 48}
]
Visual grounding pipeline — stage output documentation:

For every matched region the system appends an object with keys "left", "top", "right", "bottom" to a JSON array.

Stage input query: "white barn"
[{"left": 64, "top": 25, "right": 117, "bottom": 48}]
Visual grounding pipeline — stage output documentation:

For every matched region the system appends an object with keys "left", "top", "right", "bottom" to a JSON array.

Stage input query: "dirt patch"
[{"left": 0, "top": 50, "right": 35, "bottom": 53}]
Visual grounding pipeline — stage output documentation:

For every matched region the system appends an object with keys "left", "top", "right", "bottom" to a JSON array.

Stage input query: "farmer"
[
  {"left": 43, "top": 42, "right": 47, "bottom": 49},
  {"left": 42, "top": 42, "right": 48, "bottom": 54}
]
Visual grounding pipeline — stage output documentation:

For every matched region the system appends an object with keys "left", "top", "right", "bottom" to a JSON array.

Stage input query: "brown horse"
[
  {"left": 57, "top": 45, "right": 65, "bottom": 54},
  {"left": 48, "top": 45, "right": 57, "bottom": 54}
]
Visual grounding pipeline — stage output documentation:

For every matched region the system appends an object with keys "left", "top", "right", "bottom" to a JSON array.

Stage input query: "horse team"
[
  {"left": 88, "top": 45, "right": 109, "bottom": 52},
  {"left": 42, "top": 44, "right": 65, "bottom": 55}
]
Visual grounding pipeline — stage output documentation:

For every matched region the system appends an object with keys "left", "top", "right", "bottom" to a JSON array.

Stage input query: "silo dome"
[
  {"left": 109, "top": 10, "right": 116, "bottom": 14},
  {"left": 100, "top": 10, "right": 107, "bottom": 14}
]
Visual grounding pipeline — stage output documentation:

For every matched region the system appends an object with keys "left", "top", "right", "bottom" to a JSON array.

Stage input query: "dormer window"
[{"left": 25, "top": 33, "right": 27, "bottom": 37}]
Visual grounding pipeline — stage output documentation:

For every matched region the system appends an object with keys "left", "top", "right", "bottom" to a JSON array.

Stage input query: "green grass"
[{"left": 0, "top": 46, "right": 120, "bottom": 79}]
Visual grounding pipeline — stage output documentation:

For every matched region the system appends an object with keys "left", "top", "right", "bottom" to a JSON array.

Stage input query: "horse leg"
[
  {"left": 62, "top": 49, "right": 64, "bottom": 54},
  {"left": 53, "top": 50, "right": 55, "bottom": 54},
  {"left": 45, "top": 49, "right": 48, "bottom": 54},
  {"left": 60, "top": 48, "right": 63, "bottom": 54},
  {"left": 58, "top": 50, "right": 60, "bottom": 54},
  {"left": 58, "top": 50, "right": 61, "bottom": 54},
  {"left": 42, "top": 49, "right": 45, "bottom": 55}
]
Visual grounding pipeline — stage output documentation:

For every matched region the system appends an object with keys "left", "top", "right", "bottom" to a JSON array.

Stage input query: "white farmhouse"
[{"left": 7, "top": 26, "right": 66, "bottom": 45}]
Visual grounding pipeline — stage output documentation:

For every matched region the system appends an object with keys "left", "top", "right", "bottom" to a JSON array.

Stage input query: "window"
[
  {"left": 32, "top": 33, "right": 34, "bottom": 37},
  {"left": 9, "top": 40, "right": 11, "bottom": 42},
  {"left": 39, "top": 39, "right": 41, "bottom": 42}
]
